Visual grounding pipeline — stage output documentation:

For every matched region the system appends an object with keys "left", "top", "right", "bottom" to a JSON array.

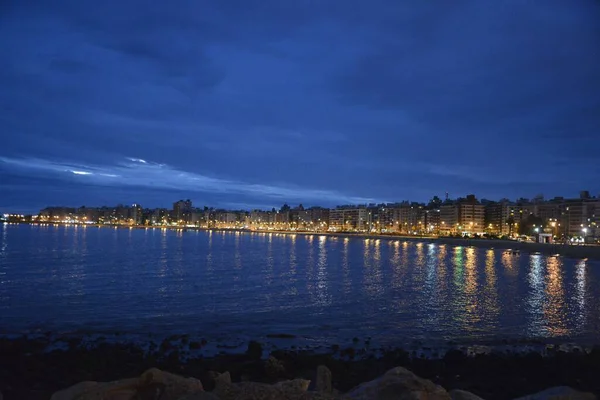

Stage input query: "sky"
[{"left": 1, "top": 0, "right": 600, "bottom": 213}]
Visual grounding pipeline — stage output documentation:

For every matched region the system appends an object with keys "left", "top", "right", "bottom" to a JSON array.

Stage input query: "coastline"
[
  {"left": 14, "top": 222, "right": 600, "bottom": 260},
  {"left": 1, "top": 334, "right": 599, "bottom": 399}
]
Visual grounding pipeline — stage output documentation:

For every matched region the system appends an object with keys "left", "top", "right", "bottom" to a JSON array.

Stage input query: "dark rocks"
[
  {"left": 178, "top": 392, "right": 221, "bottom": 400},
  {"left": 50, "top": 378, "right": 140, "bottom": 400},
  {"left": 265, "top": 355, "right": 286, "bottom": 378},
  {"left": 50, "top": 368, "right": 203, "bottom": 400},
  {"left": 343, "top": 366, "right": 451, "bottom": 400},
  {"left": 316, "top": 365, "right": 332, "bottom": 394},
  {"left": 450, "top": 389, "right": 486, "bottom": 400},
  {"left": 246, "top": 341, "right": 263, "bottom": 360},
  {"left": 213, "top": 380, "right": 333, "bottom": 400},
  {"left": 141, "top": 368, "right": 204, "bottom": 400},
  {"left": 512, "top": 386, "right": 596, "bottom": 400},
  {"left": 214, "top": 371, "right": 232, "bottom": 387},
  {"left": 189, "top": 341, "right": 202, "bottom": 350}
]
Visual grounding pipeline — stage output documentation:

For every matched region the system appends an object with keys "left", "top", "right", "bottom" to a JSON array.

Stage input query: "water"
[{"left": 1, "top": 224, "right": 600, "bottom": 349}]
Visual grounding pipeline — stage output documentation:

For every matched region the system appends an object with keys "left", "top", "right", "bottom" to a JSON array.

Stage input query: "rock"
[
  {"left": 450, "top": 389, "right": 485, "bottom": 400},
  {"left": 177, "top": 392, "right": 221, "bottom": 400},
  {"left": 51, "top": 369, "right": 204, "bottom": 400},
  {"left": 246, "top": 340, "right": 263, "bottom": 359},
  {"left": 513, "top": 386, "right": 596, "bottom": 400},
  {"left": 275, "top": 379, "right": 311, "bottom": 392},
  {"left": 51, "top": 377, "right": 141, "bottom": 400},
  {"left": 343, "top": 366, "right": 451, "bottom": 400},
  {"left": 50, "top": 382, "right": 99, "bottom": 400},
  {"left": 316, "top": 365, "right": 333, "bottom": 393},
  {"left": 214, "top": 371, "right": 232, "bottom": 387},
  {"left": 141, "top": 368, "right": 204, "bottom": 400},
  {"left": 265, "top": 355, "right": 286, "bottom": 378},
  {"left": 214, "top": 381, "right": 334, "bottom": 400}
]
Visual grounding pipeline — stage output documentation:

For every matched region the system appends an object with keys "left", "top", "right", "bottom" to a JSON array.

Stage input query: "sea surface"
[{"left": 1, "top": 224, "right": 600, "bottom": 349}]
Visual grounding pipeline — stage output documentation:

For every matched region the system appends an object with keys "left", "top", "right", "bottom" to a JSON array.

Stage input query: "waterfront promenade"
[{"left": 10, "top": 222, "right": 600, "bottom": 260}]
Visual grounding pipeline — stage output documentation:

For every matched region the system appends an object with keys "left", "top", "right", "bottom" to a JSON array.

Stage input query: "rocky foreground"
[
  {"left": 48, "top": 365, "right": 595, "bottom": 400},
  {"left": 1, "top": 337, "right": 600, "bottom": 399}
]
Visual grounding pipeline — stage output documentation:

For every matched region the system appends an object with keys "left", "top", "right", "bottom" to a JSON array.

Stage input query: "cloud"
[
  {"left": 0, "top": 0, "right": 599, "bottom": 209},
  {"left": 0, "top": 156, "right": 380, "bottom": 206}
]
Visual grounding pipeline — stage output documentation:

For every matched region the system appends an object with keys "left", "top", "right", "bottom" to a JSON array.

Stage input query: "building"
[
  {"left": 249, "top": 210, "right": 275, "bottom": 229},
  {"left": 131, "top": 204, "right": 142, "bottom": 225},
  {"left": 439, "top": 203, "right": 459, "bottom": 235},
  {"left": 484, "top": 201, "right": 512, "bottom": 236},
  {"left": 560, "top": 198, "right": 599, "bottom": 238},
  {"left": 397, "top": 203, "right": 425, "bottom": 234},
  {"left": 151, "top": 208, "right": 170, "bottom": 225},
  {"left": 328, "top": 207, "right": 370, "bottom": 231},
  {"left": 173, "top": 199, "right": 193, "bottom": 224},
  {"left": 458, "top": 195, "right": 485, "bottom": 234},
  {"left": 424, "top": 208, "right": 441, "bottom": 234},
  {"left": 439, "top": 195, "right": 484, "bottom": 235}
]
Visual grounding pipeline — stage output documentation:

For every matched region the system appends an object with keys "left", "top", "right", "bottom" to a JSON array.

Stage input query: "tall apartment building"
[
  {"left": 249, "top": 210, "right": 275, "bottom": 227},
  {"left": 397, "top": 203, "right": 425, "bottom": 234},
  {"left": 439, "top": 195, "right": 484, "bottom": 235},
  {"left": 484, "top": 201, "right": 512, "bottom": 235},
  {"left": 328, "top": 207, "right": 370, "bottom": 231},
  {"left": 439, "top": 203, "right": 459, "bottom": 235},
  {"left": 173, "top": 199, "right": 193, "bottom": 223},
  {"left": 560, "top": 198, "right": 599, "bottom": 237},
  {"left": 424, "top": 208, "right": 441, "bottom": 234}
]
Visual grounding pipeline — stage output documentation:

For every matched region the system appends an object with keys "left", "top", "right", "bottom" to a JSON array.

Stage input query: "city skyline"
[
  {"left": 2, "top": 1, "right": 600, "bottom": 212},
  {"left": 4, "top": 189, "right": 598, "bottom": 240}
]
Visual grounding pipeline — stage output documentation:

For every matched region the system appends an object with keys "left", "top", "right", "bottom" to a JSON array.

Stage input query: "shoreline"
[
  {"left": 1, "top": 334, "right": 599, "bottom": 399},
  {"left": 12, "top": 222, "right": 600, "bottom": 260}
]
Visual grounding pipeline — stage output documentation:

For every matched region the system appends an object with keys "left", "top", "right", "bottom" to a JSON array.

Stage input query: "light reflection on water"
[{"left": 1, "top": 224, "right": 600, "bottom": 346}]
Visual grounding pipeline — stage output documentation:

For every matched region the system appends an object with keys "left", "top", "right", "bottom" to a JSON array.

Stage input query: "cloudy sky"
[{"left": 1, "top": 0, "right": 599, "bottom": 212}]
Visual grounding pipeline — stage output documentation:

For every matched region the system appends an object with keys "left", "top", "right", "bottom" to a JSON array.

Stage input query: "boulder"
[
  {"left": 513, "top": 386, "right": 596, "bottom": 400},
  {"left": 214, "top": 371, "right": 232, "bottom": 387},
  {"left": 265, "top": 355, "right": 286, "bottom": 378},
  {"left": 275, "top": 379, "right": 311, "bottom": 392},
  {"left": 450, "top": 389, "right": 485, "bottom": 400},
  {"left": 214, "top": 380, "right": 335, "bottom": 400},
  {"left": 343, "top": 366, "right": 451, "bottom": 400},
  {"left": 50, "top": 369, "right": 203, "bottom": 400},
  {"left": 140, "top": 368, "right": 204, "bottom": 400},
  {"left": 51, "top": 377, "right": 141, "bottom": 400},
  {"left": 246, "top": 341, "right": 263, "bottom": 359},
  {"left": 177, "top": 392, "right": 221, "bottom": 400},
  {"left": 50, "top": 382, "right": 99, "bottom": 400},
  {"left": 316, "top": 365, "right": 333, "bottom": 393}
]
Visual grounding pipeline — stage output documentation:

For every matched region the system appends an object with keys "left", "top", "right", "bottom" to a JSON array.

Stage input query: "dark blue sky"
[{"left": 1, "top": 1, "right": 599, "bottom": 213}]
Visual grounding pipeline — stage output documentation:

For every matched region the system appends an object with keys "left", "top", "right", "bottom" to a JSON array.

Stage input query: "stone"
[
  {"left": 450, "top": 389, "right": 486, "bottom": 400},
  {"left": 275, "top": 379, "right": 311, "bottom": 392},
  {"left": 51, "top": 369, "right": 204, "bottom": 400},
  {"left": 141, "top": 368, "right": 204, "bottom": 400},
  {"left": 316, "top": 365, "right": 333, "bottom": 393},
  {"left": 246, "top": 340, "right": 263, "bottom": 359},
  {"left": 512, "top": 386, "right": 596, "bottom": 400},
  {"left": 50, "top": 382, "right": 99, "bottom": 400},
  {"left": 343, "top": 366, "right": 451, "bottom": 400},
  {"left": 177, "top": 392, "right": 221, "bottom": 400},
  {"left": 265, "top": 355, "right": 286, "bottom": 378},
  {"left": 214, "top": 381, "right": 335, "bottom": 400},
  {"left": 51, "top": 377, "right": 141, "bottom": 400},
  {"left": 214, "top": 371, "right": 232, "bottom": 388}
]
